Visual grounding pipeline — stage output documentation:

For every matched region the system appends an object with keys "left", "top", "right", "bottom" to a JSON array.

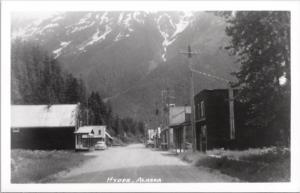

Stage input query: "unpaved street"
[{"left": 54, "top": 144, "right": 238, "bottom": 183}]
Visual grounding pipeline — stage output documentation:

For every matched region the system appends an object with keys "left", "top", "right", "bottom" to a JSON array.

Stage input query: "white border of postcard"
[{"left": 2, "top": 0, "right": 300, "bottom": 192}]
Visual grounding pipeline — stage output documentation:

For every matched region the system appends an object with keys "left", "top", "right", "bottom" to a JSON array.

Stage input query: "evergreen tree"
[
  {"left": 11, "top": 40, "right": 85, "bottom": 106},
  {"left": 11, "top": 40, "right": 146, "bottom": 142},
  {"left": 221, "top": 11, "right": 290, "bottom": 146}
]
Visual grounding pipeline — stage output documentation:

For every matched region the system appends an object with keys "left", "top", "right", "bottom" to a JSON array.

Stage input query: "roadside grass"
[
  {"left": 179, "top": 147, "right": 290, "bottom": 182},
  {"left": 11, "top": 149, "right": 95, "bottom": 183}
]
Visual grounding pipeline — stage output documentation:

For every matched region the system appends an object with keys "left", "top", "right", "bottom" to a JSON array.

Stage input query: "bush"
[{"left": 180, "top": 147, "right": 290, "bottom": 182}]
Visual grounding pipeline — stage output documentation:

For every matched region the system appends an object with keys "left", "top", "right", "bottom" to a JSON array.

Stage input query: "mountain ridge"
[{"left": 12, "top": 11, "right": 238, "bottom": 126}]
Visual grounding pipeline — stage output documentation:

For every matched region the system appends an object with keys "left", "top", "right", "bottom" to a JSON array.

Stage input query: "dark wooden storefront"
[{"left": 194, "top": 89, "right": 248, "bottom": 151}]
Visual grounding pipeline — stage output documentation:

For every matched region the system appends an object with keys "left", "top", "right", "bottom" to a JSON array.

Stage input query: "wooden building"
[
  {"left": 194, "top": 89, "right": 247, "bottom": 151},
  {"left": 74, "top": 125, "right": 113, "bottom": 151},
  {"left": 11, "top": 104, "right": 80, "bottom": 149},
  {"left": 161, "top": 106, "right": 192, "bottom": 152}
]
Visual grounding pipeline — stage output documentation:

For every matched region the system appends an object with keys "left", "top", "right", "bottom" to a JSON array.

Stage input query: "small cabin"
[{"left": 74, "top": 125, "right": 113, "bottom": 151}]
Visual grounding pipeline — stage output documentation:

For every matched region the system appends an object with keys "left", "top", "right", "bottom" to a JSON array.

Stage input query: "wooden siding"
[
  {"left": 194, "top": 89, "right": 248, "bottom": 150},
  {"left": 11, "top": 127, "right": 75, "bottom": 149}
]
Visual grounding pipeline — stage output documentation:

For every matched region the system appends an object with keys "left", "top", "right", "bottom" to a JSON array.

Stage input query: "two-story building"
[
  {"left": 194, "top": 89, "right": 247, "bottom": 151},
  {"left": 161, "top": 105, "right": 192, "bottom": 152}
]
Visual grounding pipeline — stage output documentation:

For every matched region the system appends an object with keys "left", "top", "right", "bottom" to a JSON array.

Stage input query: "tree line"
[
  {"left": 11, "top": 40, "right": 145, "bottom": 141},
  {"left": 220, "top": 11, "right": 290, "bottom": 147}
]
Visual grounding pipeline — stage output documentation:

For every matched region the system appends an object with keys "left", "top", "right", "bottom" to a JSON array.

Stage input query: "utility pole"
[
  {"left": 180, "top": 45, "right": 198, "bottom": 152},
  {"left": 161, "top": 88, "right": 176, "bottom": 149},
  {"left": 161, "top": 89, "right": 169, "bottom": 148},
  {"left": 180, "top": 45, "right": 236, "bottom": 152}
]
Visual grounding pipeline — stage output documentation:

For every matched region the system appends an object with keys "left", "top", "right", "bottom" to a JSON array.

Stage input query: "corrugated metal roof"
[{"left": 11, "top": 104, "right": 78, "bottom": 128}]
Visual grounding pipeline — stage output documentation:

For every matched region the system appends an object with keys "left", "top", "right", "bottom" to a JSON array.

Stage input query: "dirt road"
[{"left": 54, "top": 144, "right": 238, "bottom": 183}]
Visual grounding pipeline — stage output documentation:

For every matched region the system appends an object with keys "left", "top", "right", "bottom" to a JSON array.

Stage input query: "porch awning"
[{"left": 105, "top": 131, "right": 113, "bottom": 139}]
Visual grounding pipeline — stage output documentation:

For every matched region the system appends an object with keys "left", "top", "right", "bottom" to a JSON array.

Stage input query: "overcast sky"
[{"left": 12, "top": 12, "right": 58, "bottom": 21}]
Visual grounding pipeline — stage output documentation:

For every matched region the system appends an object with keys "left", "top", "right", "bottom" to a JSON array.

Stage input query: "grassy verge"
[
  {"left": 179, "top": 147, "right": 290, "bottom": 182},
  {"left": 11, "top": 149, "right": 95, "bottom": 183}
]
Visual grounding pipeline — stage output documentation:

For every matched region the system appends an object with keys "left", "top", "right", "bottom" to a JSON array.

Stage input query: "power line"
[{"left": 190, "top": 68, "right": 230, "bottom": 84}]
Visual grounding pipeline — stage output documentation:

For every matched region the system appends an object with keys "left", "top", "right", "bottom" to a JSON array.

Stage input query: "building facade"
[
  {"left": 194, "top": 89, "right": 247, "bottom": 151},
  {"left": 11, "top": 104, "right": 80, "bottom": 149},
  {"left": 160, "top": 106, "right": 192, "bottom": 152},
  {"left": 74, "top": 125, "right": 113, "bottom": 151}
]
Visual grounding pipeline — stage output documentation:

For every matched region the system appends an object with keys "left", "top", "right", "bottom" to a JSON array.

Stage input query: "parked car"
[
  {"left": 146, "top": 139, "right": 155, "bottom": 148},
  {"left": 95, "top": 141, "right": 107, "bottom": 150},
  {"left": 184, "top": 142, "right": 192, "bottom": 150}
]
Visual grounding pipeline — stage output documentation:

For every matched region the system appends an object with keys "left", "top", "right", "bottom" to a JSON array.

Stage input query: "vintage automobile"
[
  {"left": 95, "top": 141, "right": 107, "bottom": 150},
  {"left": 146, "top": 139, "right": 155, "bottom": 148}
]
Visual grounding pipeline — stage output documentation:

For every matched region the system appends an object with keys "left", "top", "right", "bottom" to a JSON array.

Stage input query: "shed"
[{"left": 11, "top": 104, "right": 79, "bottom": 149}]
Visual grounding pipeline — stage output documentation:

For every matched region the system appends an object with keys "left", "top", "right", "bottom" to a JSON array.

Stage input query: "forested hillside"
[{"left": 11, "top": 40, "right": 145, "bottom": 142}]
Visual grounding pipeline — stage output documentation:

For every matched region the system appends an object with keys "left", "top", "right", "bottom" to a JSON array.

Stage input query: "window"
[
  {"left": 98, "top": 130, "right": 101, "bottom": 135},
  {"left": 230, "top": 119, "right": 235, "bottom": 140},
  {"left": 200, "top": 101, "right": 205, "bottom": 117},
  {"left": 201, "top": 125, "right": 207, "bottom": 137},
  {"left": 197, "top": 103, "right": 200, "bottom": 119}
]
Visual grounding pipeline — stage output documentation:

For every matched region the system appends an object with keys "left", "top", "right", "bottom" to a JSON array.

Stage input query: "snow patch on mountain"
[
  {"left": 79, "top": 25, "right": 112, "bottom": 51},
  {"left": 114, "top": 32, "right": 130, "bottom": 42},
  {"left": 53, "top": 41, "right": 71, "bottom": 58},
  {"left": 157, "top": 14, "right": 176, "bottom": 62},
  {"left": 123, "top": 13, "right": 132, "bottom": 27},
  {"left": 133, "top": 12, "right": 145, "bottom": 24},
  {"left": 171, "top": 12, "right": 192, "bottom": 38},
  {"left": 12, "top": 11, "right": 196, "bottom": 62},
  {"left": 118, "top": 13, "right": 124, "bottom": 24},
  {"left": 78, "top": 13, "right": 92, "bottom": 25},
  {"left": 51, "top": 15, "right": 64, "bottom": 22},
  {"left": 35, "top": 23, "right": 59, "bottom": 35},
  {"left": 100, "top": 12, "right": 109, "bottom": 24},
  {"left": 156, "top": 12, "right": 194, "bottom": 62},
  {"left": 68, "top": 21, "right": 95, "bottom": 34}
]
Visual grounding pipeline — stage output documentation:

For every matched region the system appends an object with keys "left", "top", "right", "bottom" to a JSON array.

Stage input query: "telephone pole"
[
  {"left": 180, "top": 45, "right": 199, "bottom": 152},
  {"left": 181, "top": 45, "right": 236, "bottom": 152}
]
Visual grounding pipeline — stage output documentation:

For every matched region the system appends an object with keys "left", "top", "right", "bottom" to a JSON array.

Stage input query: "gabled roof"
[
  {"left": 11, "top": 104, "right": 79, "bottom": 128},
  {"left": 75, "top": 125, "right": 113, "bottom": 139},
  {"left": 74, "top": 126, "right": 95, "bottom": 134},
  {"left": 75, "top": 125, "right": 105, "bottom": 136}
]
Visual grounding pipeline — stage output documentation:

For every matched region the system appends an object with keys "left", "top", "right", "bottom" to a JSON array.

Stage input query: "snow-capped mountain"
[
  {"left": 12, "top": 11, "right": 238, "bottom": 124},
  {"left": 13, "top": 11, "right": 194, "bottom": 62}
]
